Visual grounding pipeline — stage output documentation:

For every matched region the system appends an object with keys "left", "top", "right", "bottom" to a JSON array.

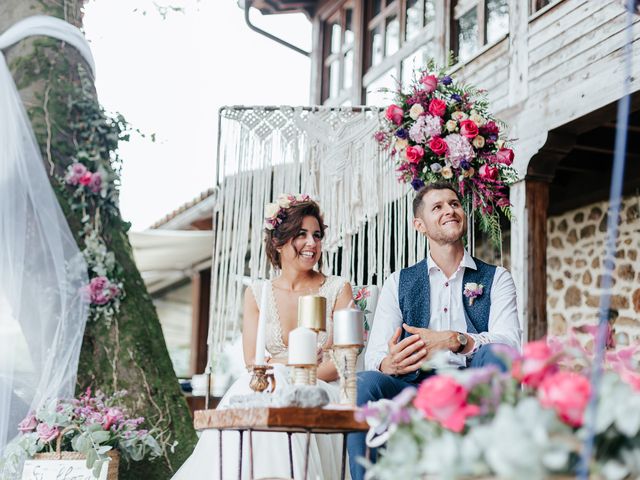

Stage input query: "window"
[
  {"left": 452, "top": 0, "right": 508, "bottom": 63},
  {"left": 365, "top": 68, "right": 398, "bottom": 105},
  {"left": 405, "top": 0, "right": 436, "bottom": 41},
  {"left": 323, "top": 2, "right": 355, "bottom": 102},
  {"left": 530, "top": 0, "right": 553, "bottom": 14}
]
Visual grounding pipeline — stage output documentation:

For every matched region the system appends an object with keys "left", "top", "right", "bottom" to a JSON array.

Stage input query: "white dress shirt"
[{"left": 365, "top": 250, "right": 522, "bottom": 370}]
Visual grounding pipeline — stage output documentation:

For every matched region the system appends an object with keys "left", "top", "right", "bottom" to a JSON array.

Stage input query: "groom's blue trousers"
[{"left": 347, "top": 344, "right": 507, "bottom": 480}]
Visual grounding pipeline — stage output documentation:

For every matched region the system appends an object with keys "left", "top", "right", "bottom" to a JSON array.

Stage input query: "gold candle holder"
[
  {"left": 248, "top": 365, "right": 276, "bottom": 393},
  {"left": 298, "top": 295, "right": 326, "bottom": 333}
]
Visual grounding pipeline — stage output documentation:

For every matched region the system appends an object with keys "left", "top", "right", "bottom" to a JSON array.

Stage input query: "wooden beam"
[
  {"left": 525, "top": 179, "right": 549, "bottom": 341},
  {"left": 190, "top": 268, "right": 212, "bottom": 376}
]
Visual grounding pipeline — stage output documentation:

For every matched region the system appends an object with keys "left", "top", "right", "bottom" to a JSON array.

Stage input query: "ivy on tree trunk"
[{"left": 1, "top": 1, "right": 197, "bottom": 478}]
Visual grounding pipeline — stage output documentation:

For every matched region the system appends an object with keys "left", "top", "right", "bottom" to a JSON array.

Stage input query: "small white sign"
[{"left": 21, "top": 459, "right": 108, "bottom": 480}]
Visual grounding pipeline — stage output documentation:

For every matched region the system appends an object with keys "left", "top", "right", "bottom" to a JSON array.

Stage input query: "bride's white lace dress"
[{"left": 173, "top": 275, "right": 350, "bottom": 480}]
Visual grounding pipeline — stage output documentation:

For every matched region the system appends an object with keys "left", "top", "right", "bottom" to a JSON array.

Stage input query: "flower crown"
[{"left": 264, "top": 193, "right": 311, "bottom": 231}]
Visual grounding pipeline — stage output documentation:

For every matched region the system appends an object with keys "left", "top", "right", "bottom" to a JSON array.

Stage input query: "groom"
[{"left": 348, "top": 183, "right": 522, "bottom": 480}]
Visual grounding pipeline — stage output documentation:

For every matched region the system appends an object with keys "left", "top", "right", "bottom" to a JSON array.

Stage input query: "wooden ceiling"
[
  {"left": 250, "top": 0, "right": 318, "bottom": 18},
  {"left": 529, "top": 92, "right": 640, "bottom": 215}
]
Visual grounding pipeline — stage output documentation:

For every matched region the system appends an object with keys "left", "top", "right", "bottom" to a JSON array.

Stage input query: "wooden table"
[{"left": 194, "top": 406, "right": 368, "bottom": 480}]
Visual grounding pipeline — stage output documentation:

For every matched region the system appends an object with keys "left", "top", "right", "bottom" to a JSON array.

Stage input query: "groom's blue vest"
[{"left": 397, "top": 257, "right": 497, "bottom": 383}]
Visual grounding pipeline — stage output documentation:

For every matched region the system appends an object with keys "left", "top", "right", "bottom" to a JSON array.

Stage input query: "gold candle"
[{"left": 298, "top": 295, "right": 326, "bottom": 332}]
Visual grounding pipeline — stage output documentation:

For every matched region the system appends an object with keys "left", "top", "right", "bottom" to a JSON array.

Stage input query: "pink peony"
[
  {"left": 18, "top": 415, "right": 38, "bottom": 433},
  {"left": 420, "top": 74, "right": 438, "bottom": 93},
  {"left": 428, "top": 137, "right": 448, "bottom": 156},
  {"left": 413, "top": 375, "right": 480, "bottom": 432},
  {"left": 496, "top": 147, "right": 514, "bottom": 166},
  {"left": 538, "top": 371, "right": 591, "bottom": 428},
  {"left": 428, "top": 98, "right": 447, "bottom": 117},
  {"left": 84, "top": 276, "right": 119, "bottom": 305},
  {"left": 459, "top": 119, "right": 479, "bottom": 139},
  {"left": 479, "top": 164, "right": 499, "bottom": 181},
  {"left": 405, "top": 146, "right": 424, "bottom": 164},
  {"left": 89, "top": 172, "right": 103, "bottom": 194},
  {"left": 512, "top": 340, "right": 557, "bottom": 387},
  {"left": 36, "top": 423, "right": 59, "bottom": 443},
  {"left": 385, "top": 104, "right": 404, "bottom": 125},
  {"left": 444, "top": 133, "right": 475, "bottom": 168}
]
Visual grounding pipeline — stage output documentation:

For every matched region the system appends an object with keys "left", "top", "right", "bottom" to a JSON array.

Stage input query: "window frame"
[{"left": 321, "top": 1, "right": 357, "bottom": 104}]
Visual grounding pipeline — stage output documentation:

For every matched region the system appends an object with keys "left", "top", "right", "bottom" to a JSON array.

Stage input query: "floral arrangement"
[
  {"left": 357, "top": 331, "right": 640, "bottom": 480},
  {"left": 57, "top": 67, "right": 133, "bottom": 323},
  {"left": 1, "top": 389, "right": 161, "bottom": 478},
  {"left": 263, "top": 193, "right": 311, "bottom": 230},
  {"left": 375, "top": 62, "right": 518, "bottom": 246}
]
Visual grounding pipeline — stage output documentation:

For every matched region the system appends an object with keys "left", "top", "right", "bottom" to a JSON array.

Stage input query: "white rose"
[
  {"left": 463, "top": 167, "right": 475, "bottom": 178},
  {"left": 470, "top": 113, "right": 485, "bottom": 126},
  {"left": 441, "top": 166, "right": 453, "bottom": 179},
  {"left": 451, "top": 111, "right": 468, "bottom": 121},
  {"left": 466, "top": 282, "right": 479, "bottom": 291},
  {"left": 276, "top": 195, "right": 291, "bottom": 208},
  {"left": 396, "top": 138, "right": 408, "bottom": 150},
  {"left": 264, "top": 203, "right": 280, "bottom": 219},
  {"left": 496, "top": 139, "right": 505, "bottom": 149},
  {"left": 445, "top": 120, "right": 457, "bottom": 132},
  {"left": 472, "top": 135, "right": 485, "bottom": 148},
  {"left": 409, "top": 104, "right": 424, "bottom": 120}
]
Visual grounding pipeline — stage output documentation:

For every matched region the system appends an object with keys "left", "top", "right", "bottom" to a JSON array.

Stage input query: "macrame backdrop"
[{"left": 207, "top": 106, "right": 435, "bottom": 366}]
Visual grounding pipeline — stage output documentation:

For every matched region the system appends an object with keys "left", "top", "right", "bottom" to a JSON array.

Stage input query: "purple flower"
[
  {"left": 430, "top": 163, "right": 443, "bottom": 173},
  {"left": 411, "top": 177, "right": 425, "bottom": 190},
  {"left": 18, "top": 415, "right": 38, "bottom": 433},
  {"left": 441, "top": 76, "right": 453, "bottom": 85},
  {"left": 444, "top": 134, "right": 475, "bottom": 168},
  {"left": 460, "top": 159, "right": 471, "bottom": 170},
  {"left": 409, "top": 114, "right": 442, "bottom": 143},
  {"left": 395, "top": 128, "right": 409, "bottom": 139},
  {"left": 36, "top": 423, "right": 59, "bottom": 443},
  {"left": 451, "top": 94, "right": 462, "bottom": 103}
]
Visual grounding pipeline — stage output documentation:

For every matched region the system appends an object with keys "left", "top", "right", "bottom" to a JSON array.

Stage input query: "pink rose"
[
  {"left": 89, "top": 172, "right": 103, "bottom": 194},
  {"left": 539, "top": 371, "right": 591, "bottom": 427},
  {"left": 405, "top": 145, "right": 424, "bottom": 164},
  {"left": 36, "top": 423, "right": 59, "bottom": 443},
  {"left": 496, "top": 148, "right": 514, "bottom": 166},
  {"left": 479, "top": 164, "right": 499, "bottom": 181},
  {"left": 18, "top": 415, "right": 38, "bottom": 433},
  {"left": 78, "top": 171, "right": 93, "bottom": 186},
  {"left": 84, "top": 276, "right": 118, "bottom": 305},
  {"left": 512, "top": 340, "right": 557, "bottom": 387},
  {"left": 374, "top": 131, "right": 386, "bottom": 143},
  {"left": 428, "top": 136, "right": 448, "bottom": 156},
  {"left": 420, "top": 74, "right": 438, "bottom": 93},
  {"left": 413, "top": 375, "right": 480, "bottom": 432},
  {"left": 459, "top": 119, "right": 479, "bottom": 139},
  {"left": 385, "top": 104, "right": 404, "bottom": 125},
  {"left": 428, "top": 98, "right": 447, "bottom": 117}
]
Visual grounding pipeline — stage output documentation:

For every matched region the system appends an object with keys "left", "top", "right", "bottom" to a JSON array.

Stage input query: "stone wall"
[{"left": 547, "top": 196, "right": 640, "bottom": 347}]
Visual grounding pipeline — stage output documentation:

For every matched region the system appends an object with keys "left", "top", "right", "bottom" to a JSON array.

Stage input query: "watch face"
[{"left": 458, "top": 333, "right": 467, "bottom": 345}]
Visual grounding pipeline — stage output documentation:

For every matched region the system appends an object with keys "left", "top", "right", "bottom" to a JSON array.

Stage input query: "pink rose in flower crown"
[
  {"left": 496, "top": 148, "right": 515, "bottom": 166},
  {"left": 405, "top": 145, "right": 424, "bottom": 164},
  {"left": 512, "top": 340, "right": 557, "bottom": 387},
  {"left": 459, "top": 119, "right": 479, "bottom": 139},
  {"left": 385, "top": 104, "right": 404, "bottom": 125},
  {"left": 413, "top": 375, "right": 480, "bottom": 432},
  {"left": 428, "top": 98, "right": 447, "bottom": 117},
  {"left": 36, "top": 423, "right": 59, "bottom": 443},
  {"left": 538, "top": 371, "right": 591, "bottom": 428},
  {"left": 428, "top": 137, "right": 448, "bottom": 156},
  {"left": 479, "top": 164, "right": 499, "bottom": 181},
  {"left": 18, "top": 415, "right": 38, "bottom": 433},
  {"left": 420, "top": 74, "right": 438, "bottom": 93}
]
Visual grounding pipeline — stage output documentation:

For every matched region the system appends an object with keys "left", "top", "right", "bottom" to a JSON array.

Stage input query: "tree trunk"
[{"left": 1, "top": 2, "right": 197, "bottom": 478}]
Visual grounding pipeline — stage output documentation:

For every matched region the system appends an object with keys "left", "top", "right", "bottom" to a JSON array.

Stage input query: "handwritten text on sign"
[{"left": 22, "top": 459, "right": 108, "bottom": 480}]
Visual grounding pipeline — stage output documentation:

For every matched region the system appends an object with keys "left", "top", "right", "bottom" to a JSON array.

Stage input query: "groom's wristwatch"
[{"left": 455, "top": 332, "right": 468, "bottom": 354}]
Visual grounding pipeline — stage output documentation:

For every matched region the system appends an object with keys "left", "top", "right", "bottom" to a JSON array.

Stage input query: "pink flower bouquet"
[
  {"left": 376, "top": 62, "right": 518, "bottom": 246},
  {"left": 357, "top": 332, "right": 640, "bottom": 480}
]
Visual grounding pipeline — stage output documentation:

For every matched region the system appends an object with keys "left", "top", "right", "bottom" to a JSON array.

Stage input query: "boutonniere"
[{"left": 463, "top": 282, "right": 484, "bottom": 306}]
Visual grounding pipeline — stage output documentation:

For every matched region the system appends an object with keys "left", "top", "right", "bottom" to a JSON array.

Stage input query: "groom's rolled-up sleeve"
[{"left": 364, "top": 272, "right": 403, "bottom": 371}]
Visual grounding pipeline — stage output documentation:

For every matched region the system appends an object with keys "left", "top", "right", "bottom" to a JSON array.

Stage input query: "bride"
[{"left": 173, "top": 195, "right": 353, "bottom": 479}]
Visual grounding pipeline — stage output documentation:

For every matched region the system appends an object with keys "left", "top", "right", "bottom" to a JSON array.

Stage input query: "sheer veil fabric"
[{"left": 0, "top": 15, "right": 94, "bottom": 466}]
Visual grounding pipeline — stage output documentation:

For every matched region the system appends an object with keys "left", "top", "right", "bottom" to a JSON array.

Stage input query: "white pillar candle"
[
  {"left": 288, "top": 327, "right": 317, "bottom": 365},
  {"left": 333, "top": 308, "right": 365, "bottom": 346},
  {"left": 254, "top": 281, "right": 269, "bottom": 365}
]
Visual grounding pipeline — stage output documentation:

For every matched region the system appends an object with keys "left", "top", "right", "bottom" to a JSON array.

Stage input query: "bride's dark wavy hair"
[{"left": 265, "top": 200, "right": 326, "bottom": 270}]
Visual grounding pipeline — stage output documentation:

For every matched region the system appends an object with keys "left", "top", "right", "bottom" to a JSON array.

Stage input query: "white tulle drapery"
[
  {"left": 207, "top": 106, "right": 430, "bottom": 366},
  {"left": 0, "top": 15, "right": 93, "bottom": 465}
]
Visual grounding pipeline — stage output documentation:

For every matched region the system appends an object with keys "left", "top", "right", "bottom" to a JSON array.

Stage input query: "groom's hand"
[
  {"left": 379, "top": 327, "right": 428, "bottom": 376},
  {"left": 402, "top": 324, "right": 457, "bottom": 354}
]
